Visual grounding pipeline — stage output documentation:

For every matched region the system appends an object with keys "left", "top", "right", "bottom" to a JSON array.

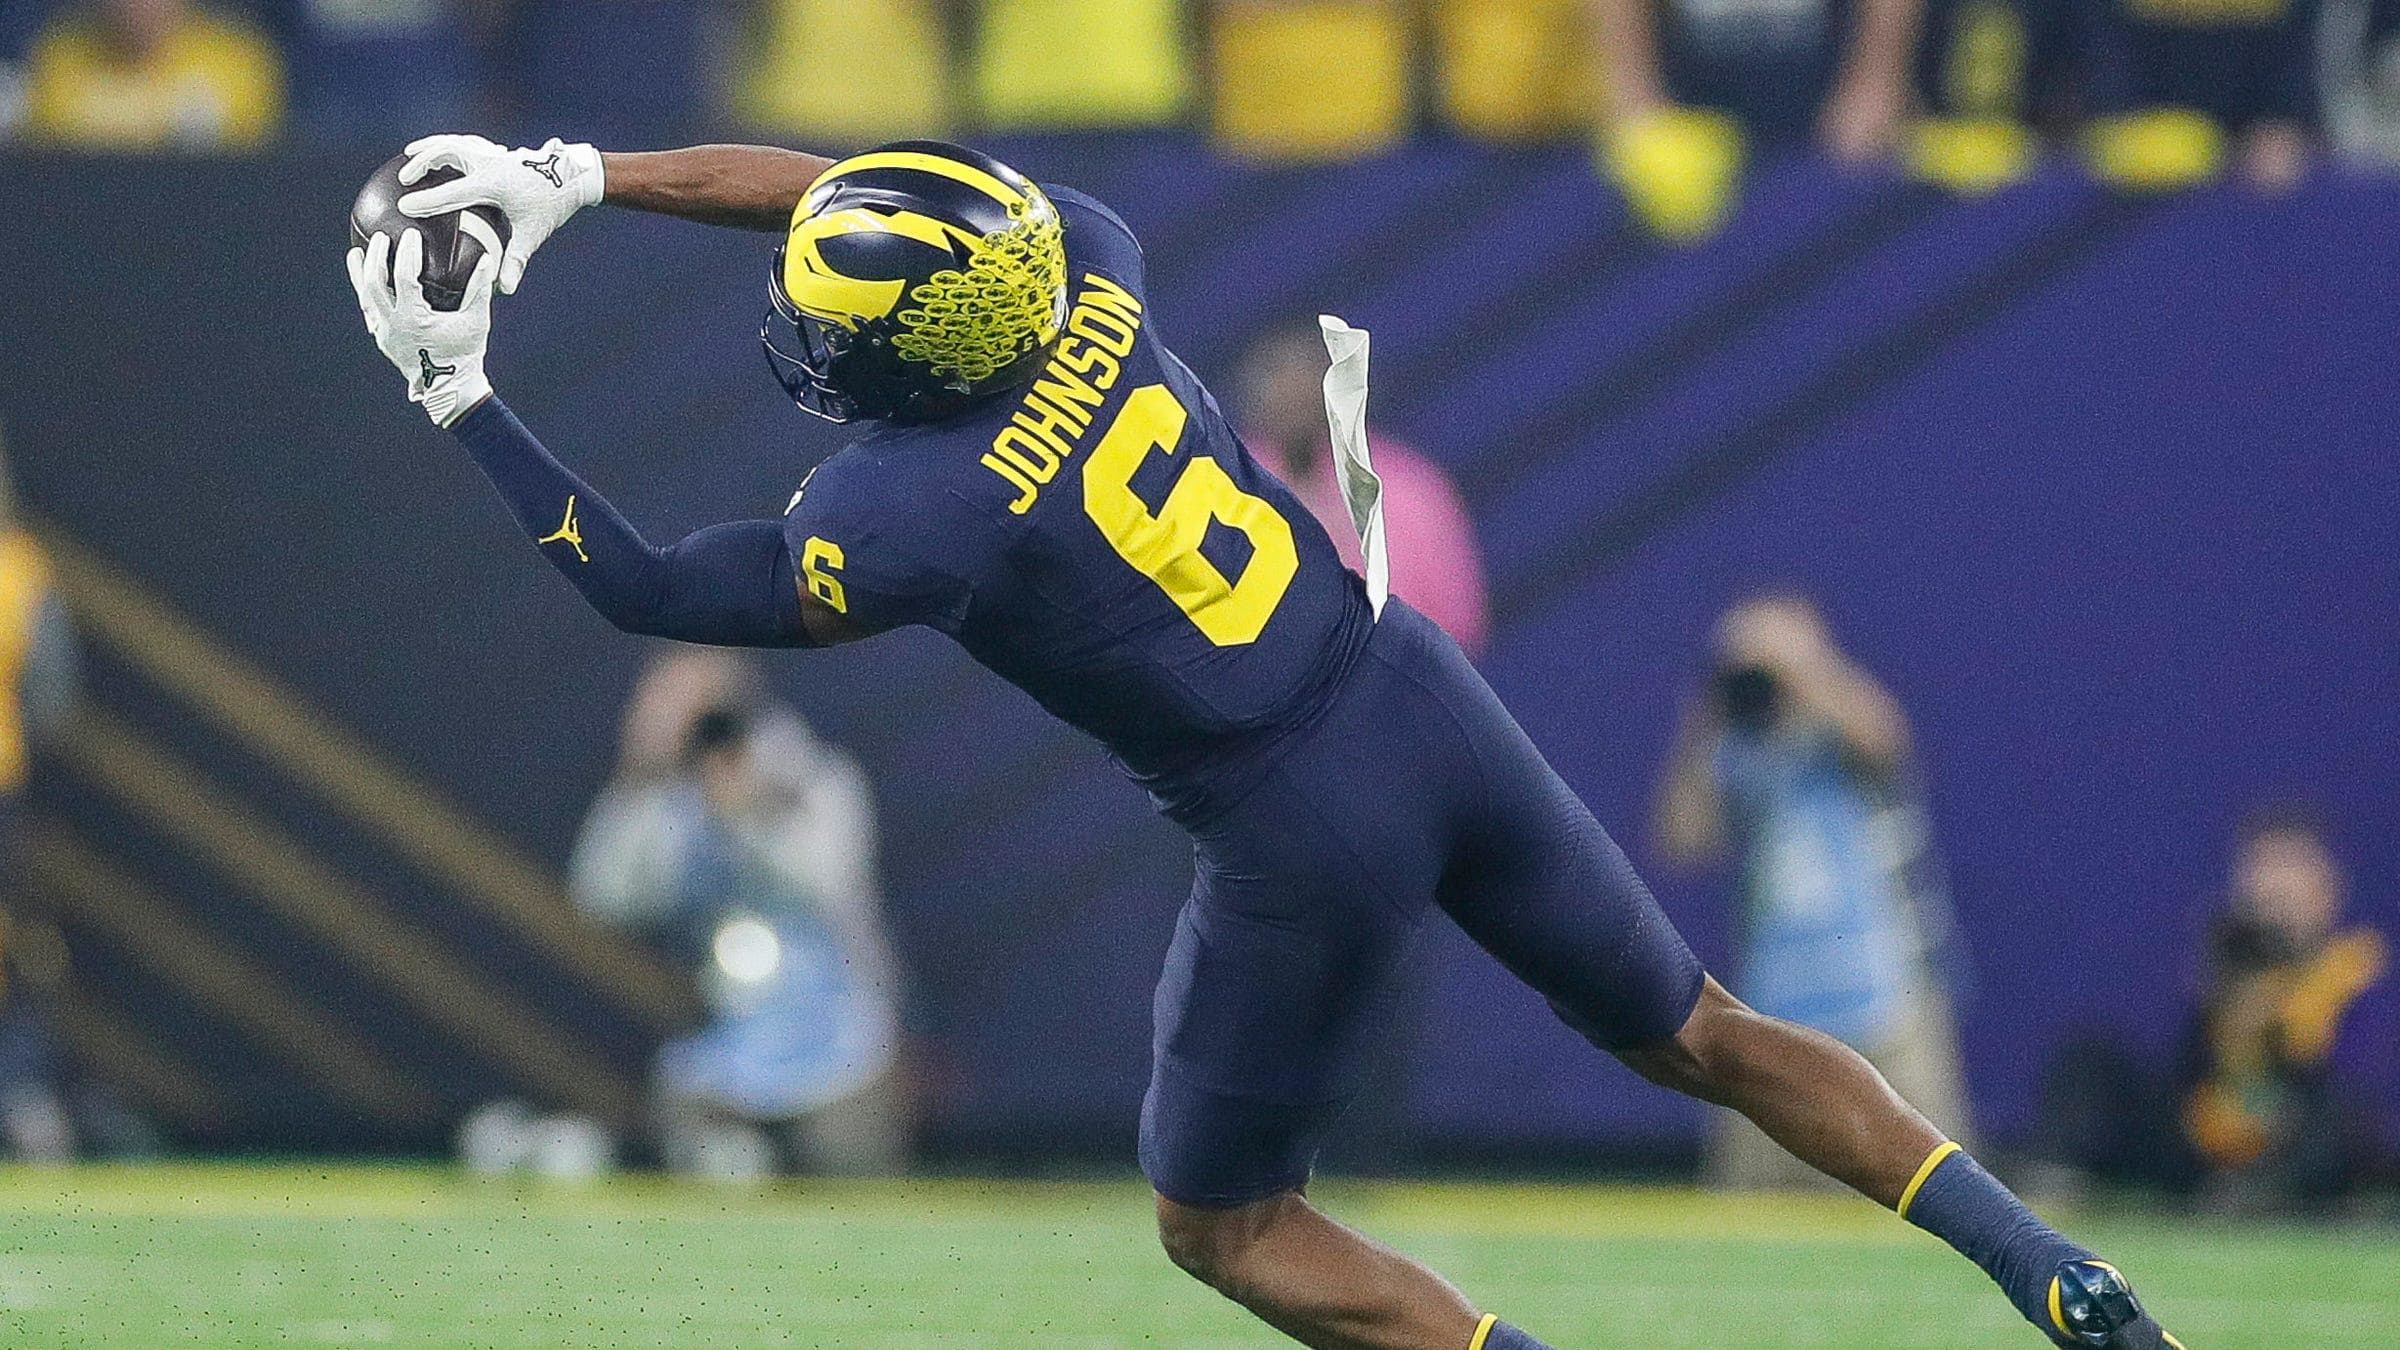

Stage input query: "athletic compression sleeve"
[{"left": 448, "top": 396, "right": 809, "bottom": 647}]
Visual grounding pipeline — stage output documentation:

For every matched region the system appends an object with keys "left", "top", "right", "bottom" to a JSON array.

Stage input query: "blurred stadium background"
[{"left": 0, "top": 1, "right": 2396, "bottom": 1346}]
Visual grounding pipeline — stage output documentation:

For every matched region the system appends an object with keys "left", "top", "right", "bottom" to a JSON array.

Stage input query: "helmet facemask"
[{"left": 762, "top": 257, "right": 866, "bottom": 424}]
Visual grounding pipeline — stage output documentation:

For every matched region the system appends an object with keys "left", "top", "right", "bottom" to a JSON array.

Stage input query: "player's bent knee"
[
  {"left": 1154, "top": 1198, "right": 1216, "bottom": 1280},
  {"left": 1153, "top": 1192, "right": 1286, "bottom": 1298}
]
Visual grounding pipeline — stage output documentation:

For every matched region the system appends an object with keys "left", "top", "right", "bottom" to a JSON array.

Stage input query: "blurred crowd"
[{"left": 5, "top": 0, "right": 2400, "bottom": 237}]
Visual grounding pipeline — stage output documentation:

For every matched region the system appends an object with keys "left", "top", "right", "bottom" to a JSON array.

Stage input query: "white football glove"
[
  {"left": 346, "top": 227, "right": 503, "bottom": 427},
  {"left": 396, "top": 133, "right": 604, "bottom": 295}
]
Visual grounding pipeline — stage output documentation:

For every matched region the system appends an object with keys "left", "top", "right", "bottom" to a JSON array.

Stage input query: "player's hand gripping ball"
[
  {"left": 350, "top": 154, "right": 510, "bottom": 312},
  {"left": 346, "top": 229, "right": 502, "bottom": 428},
  {"left": 390, "top": 135, "right": 604, "bottom": 296}
]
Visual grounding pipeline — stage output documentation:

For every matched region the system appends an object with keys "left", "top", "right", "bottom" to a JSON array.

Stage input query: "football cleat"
[{"left": 2047, "top": 1260, "right": 2185, "bottom": 1349}]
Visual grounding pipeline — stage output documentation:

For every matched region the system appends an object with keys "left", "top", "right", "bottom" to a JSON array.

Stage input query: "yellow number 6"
[
  {"left": 1083, "top": 384, "right": 1298, "bottom": 646},
  {"left": 800, "top": 536, "right": 849, "bottom": 614}
]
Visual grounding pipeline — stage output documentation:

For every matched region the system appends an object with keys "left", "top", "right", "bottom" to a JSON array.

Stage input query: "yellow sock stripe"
[
  {"left": 2048, "top": 1275, "right": 2071, "bottom": 1337},
  {"left": 1466, "top": 1314, "right": 1499, "bottom": 1350},
  {"left": 2163, "top": 1333, "right": 2186, "bottom": 1349},
  {"left": 824, "top": 150, "right": 1028, "bottom": 211},
  {"left": 1895, "top": 1140, "right": 1964, "bottom": 1219}
]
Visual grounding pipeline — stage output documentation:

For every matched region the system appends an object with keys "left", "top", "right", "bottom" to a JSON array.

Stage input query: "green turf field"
[{"left": 0, "top": 1165, "right": 2391, "bottom": 1347}]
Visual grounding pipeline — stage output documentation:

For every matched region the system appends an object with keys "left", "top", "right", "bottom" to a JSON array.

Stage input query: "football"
[{"left": 348, "top": 153, "right": 510, "bottom": 312}]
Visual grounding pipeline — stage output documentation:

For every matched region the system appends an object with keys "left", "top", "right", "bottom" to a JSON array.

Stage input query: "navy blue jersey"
[{"left": 783, "top": 188, "right": 1374, "bottom": 811}]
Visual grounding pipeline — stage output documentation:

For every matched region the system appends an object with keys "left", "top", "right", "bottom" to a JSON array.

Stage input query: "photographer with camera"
[
  {"left": 2176, "top": 806, "right": 2387, "bottom": 1212},
  {"left": 1656, "top": 590, "right": 1973, "bottom": 1190},
  {"left": 568, "top": 649, "right": 908, "bottom": 1180}
]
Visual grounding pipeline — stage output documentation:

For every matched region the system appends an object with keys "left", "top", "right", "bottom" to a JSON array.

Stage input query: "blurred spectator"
[
  {"left": 22, "top": 0, "right": 284, "bottom": 150},
  {"left": 1210, "top": 0, "right": 1411, "bottom": 159},
  {"left": 1592, "top": 0, "right": 1924, "bottom": 237},
  {"left": 0, "top": 430, "right": 81, "bottom": 1162},
  {"left": 2091, "top": 0, "right": 2321, "bottom": 189},
  {"left": 2321, "top": 0, "right": 2400, "bottom": 164},
  {"left": 2035, "top": 806, "right": 2390, "bottom": 1210},
  {"left": 276, "top": 0, "right": 475, "bottom": 140},
  {"left": 2178, "top": 807, "right": 2388, "bottom": 1211},
  {"left": 0, "top": 910, "right": 74, "bottom": 1162},
  {"left": 733, "top": 0, "right": 954, "bottom": 144},
  {"left": 1235, "top": 323, "right": 1489, "bottom": 655},
  {"left": 1907, "top": 0, "right": 2088, "bottom": 190},
  {"left": 0, "top": 441, "right": 79, "bottom": 813},
  {"left": 1593, "top": 0, "right": 1924, "bottom": 235},
  {"left": 1656, "top": 591, "right": 1971, "bottom": 1188},
  {"left": 1431, "top": 0, "right": 1600, "bottom": 142},
  {"left": 974, "top": 0, "right": 1192, "bottom": 130},
  {"left": 0, "top": 3, "right": 38, "bottom": 137},
  {"left": 571, "top": 650, "right": 906, "bottom": 1179},
  {"left": 1595, "top": 0, "right": 1923, "bottom": 152}
]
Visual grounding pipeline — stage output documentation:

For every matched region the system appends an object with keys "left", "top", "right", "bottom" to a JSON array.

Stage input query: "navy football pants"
[{"left": 1139, "top": 601, "right": 1707, "bottom": 1207}]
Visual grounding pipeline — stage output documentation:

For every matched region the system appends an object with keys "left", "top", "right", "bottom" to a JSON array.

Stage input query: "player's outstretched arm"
[
  {"left": 345, "top": 229, "right": 836, "bottom": 649},
  {"left": 599, "top": 145, "right": 835, "bottom": 231},
  {"left": 445, "top": 398, "right": 815, "bottom": 648},
  {"left": 396, "top": 135, "right": 834, "bottom": 293}
]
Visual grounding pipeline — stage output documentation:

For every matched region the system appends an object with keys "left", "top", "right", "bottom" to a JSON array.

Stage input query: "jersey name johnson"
[{"left": 980, "top": 272, "right": 1144, "bottom": 514}]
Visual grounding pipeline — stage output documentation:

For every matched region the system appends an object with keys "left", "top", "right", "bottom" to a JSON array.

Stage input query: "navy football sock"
[
  {"left": 1476, "top": 1316, "right": 1560, "bottom": 1350},
  {"left": 1900, "top": 1142, "right": 2093, "bottom": 1338}
]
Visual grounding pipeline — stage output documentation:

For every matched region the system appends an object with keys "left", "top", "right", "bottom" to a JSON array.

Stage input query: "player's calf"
[
  {"left": 1615, "top": 977, "right": 1945, "bottom": 1203},
  {"left": 1154, "top": 1192, "right": 1560, "bottom": 1350}
]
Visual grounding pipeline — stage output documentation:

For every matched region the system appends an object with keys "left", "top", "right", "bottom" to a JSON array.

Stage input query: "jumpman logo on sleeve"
[{"left": 538, "top": 495, "right": 590, "bottom": 563}]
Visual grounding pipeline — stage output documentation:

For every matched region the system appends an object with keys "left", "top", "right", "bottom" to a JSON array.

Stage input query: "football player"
[{"left": 345, "top": 134, "right": 2182, "bottom": 1350}]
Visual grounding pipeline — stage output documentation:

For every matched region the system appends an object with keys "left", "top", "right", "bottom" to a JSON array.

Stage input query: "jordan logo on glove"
[
  {"left": 418, "top": 348, "right": 458, "bottom": 391},
  {"left": 523, "top": 153, "right": 565, "bottom": 188}
]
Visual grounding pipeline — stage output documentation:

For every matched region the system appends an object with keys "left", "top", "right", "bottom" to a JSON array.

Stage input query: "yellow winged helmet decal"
[
  {"left": 781, "top": 208, "right": 983, "bottom": 331},
  {"left": 780, "top": 183, "right": 1068, "bottom": 388}
]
